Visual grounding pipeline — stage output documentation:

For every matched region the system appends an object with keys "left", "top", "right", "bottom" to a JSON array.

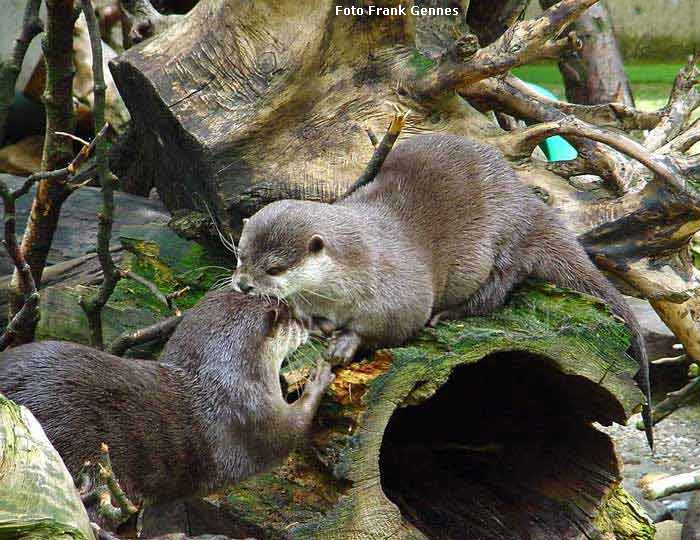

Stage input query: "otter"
[
  {"left": 232, "top": 133, "right": 653, "bottom": 449},
  {"left": 0, "top": 290, "right": 334, "bottom": 501}
]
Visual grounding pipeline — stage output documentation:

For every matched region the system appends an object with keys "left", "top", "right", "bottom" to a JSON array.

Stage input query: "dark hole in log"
[{"left": 379, "top": 351, "right": 622, "bottom": 540}]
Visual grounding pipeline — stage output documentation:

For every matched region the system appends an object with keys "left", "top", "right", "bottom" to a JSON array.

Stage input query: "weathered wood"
[
  {"left": 109, "top": 0, "right": 521, "bottom": 228},
  {"left": 144, "top": 283, "right": 654, "bottom": 540},
  {"left": 0, "top": 394, "right": 95, "bottom": 540},
  {"left": 540, "top": 0, "right": 634, "bottom": 106}
]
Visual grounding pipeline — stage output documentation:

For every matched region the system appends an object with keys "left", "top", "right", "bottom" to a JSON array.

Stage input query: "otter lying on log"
[
  {"left": 232, "top": 133, "right": 654, "bottom": 449},
  {"left": 0, "top": 290, "right": 333, "bottom": 503}
]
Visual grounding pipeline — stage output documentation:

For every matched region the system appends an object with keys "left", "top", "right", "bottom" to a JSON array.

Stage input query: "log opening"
[{"left": 380, "top": 351, "right": 623, "bottom": 540}]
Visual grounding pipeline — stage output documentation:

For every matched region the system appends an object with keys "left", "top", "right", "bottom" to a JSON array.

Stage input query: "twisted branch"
[
  {"left": 77, "top": 0, "right": 122, "bottom": 349},
  {"left": 411, "top": 0, "right": 598, "bottom": 99}
]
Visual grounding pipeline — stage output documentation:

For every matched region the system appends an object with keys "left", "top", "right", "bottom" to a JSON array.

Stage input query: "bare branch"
[
  {"left": 411, "top": 0, "right": 598, "bottom": 98},
  {"left": 660, "top": 117, "right": 700, "bottom": 155},
  {"left": 652, "top": 354, "right": 690, "bottom": 366},
  {"left": 0, "top": 179, "right": 39, "bottom": 350},
  {"left": 637, "top": 377, "right": 700, "bottom": 427},
  {"left": 337, "top": 110, "right": 408, "bottom": 201},
  {"left": 501, "top": 116, "right": 699, "bottom": 199},
  {"left": 119, "top": 0, "right": 184, "bottom": 47},
  {"left": 644, "top": 52, "right": 700, "bottom": 152},
  {"left": 107, "top": 314, "right": 183, "bottom": 357},
  {"left": 98, "top": 443, "right": 138, "bottom": 519},
  {"left": 78, "top": 0, "right": 122, "bottom": 349},
  {"left": 463, "top": 75, "right": 633, "bottom": 194},
  {"left": 505, "top": 76, "right": 661, "bottom": 130}
]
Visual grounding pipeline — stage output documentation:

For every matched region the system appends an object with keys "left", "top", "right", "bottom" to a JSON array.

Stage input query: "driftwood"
[{"left": 139, "top": 283, "right": 654, "bottom": 540}]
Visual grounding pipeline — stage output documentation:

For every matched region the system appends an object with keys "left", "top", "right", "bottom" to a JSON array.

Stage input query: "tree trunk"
[
  {"left": 540, "top": 0, "right": 634, "bottom": 105},
  {"left": 9, "top": 0, "right": 76, "bottom": 343},
  {"left": 142, "top": 283, "right": 654, "bottom": 540},
  {"left": 109, "top": 0, "right": 507, "bottom": 229}
]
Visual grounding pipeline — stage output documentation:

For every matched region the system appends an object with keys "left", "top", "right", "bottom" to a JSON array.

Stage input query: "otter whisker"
[
  {"left": 300, "top": 288, "right": 338, "bottom": 302},
  {"left": 181, "top": 265, "right": 233, "bottom": 275},
  {"left": 296, "top": 291, "right": 311, "bottom": 306},
  {"left": 196, "top": 195, "right": 238, "bottom": 255}
]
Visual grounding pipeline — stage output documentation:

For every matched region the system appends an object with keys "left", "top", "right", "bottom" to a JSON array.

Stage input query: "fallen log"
[
  {"left": 0, "top": 394, "right": 95, "bottom": 540},
  {"left": 143, "top": 282, "right": 654, "bottom": 540}
]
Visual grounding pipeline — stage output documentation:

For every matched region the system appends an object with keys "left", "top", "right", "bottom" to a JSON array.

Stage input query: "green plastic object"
[{"left": 522, "top": 82, "right": 578, "bottom": 161}]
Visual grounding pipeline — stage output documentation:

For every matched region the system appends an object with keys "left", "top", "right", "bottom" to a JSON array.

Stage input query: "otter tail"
[{"left": 530, "top": 219, "right": 654, "bottom": 451}]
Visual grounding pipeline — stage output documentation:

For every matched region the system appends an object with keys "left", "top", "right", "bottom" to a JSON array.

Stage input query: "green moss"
[
  {"left": 593, "top": 485, "right": 655, "bottom": 540},
  {"left": 408, "top": 50, "right": 436, "bottom": 78}
]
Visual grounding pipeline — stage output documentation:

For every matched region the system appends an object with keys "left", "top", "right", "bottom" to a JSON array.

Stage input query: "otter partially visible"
[
  {"left": 232, "top": 133, "right": 653, "bottom": 449},
  {"left": 0, "top": 290, "right": 334, "bottom": 501}
]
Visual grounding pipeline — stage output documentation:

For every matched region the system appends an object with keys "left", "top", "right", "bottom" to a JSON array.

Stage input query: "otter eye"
[
  {"left": 266, "top": 266, "right": 286, "bottom": 276},
  {"left": 308, "top": 234, "right": 324, "bottom": 253}
]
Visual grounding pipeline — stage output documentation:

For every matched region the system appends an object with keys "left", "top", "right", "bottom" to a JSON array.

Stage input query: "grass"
[{"left": 512, "top": 61, "right": 683, "bottom": 111}]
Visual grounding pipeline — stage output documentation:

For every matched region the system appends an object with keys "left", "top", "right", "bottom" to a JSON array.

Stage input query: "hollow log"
[{"left": 143, "top": 282, "right": 654, "bottom": 540}]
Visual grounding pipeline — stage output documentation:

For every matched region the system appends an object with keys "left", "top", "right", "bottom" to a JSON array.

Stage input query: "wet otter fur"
[
  {"left": 0, "top": 290, "right": 334, "bottom": 501},
  {"left": 233, "top": 133, "right": 653, "bottom": 449}
]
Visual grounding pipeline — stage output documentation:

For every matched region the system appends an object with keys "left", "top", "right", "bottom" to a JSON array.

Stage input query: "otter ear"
[{"left": 308, "top": 234, "right": 324, "bottom": 253}]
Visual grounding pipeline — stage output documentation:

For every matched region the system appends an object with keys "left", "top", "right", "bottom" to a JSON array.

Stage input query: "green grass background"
[{"left": 512, "top": 62, "right": 682, "bottom": 110}]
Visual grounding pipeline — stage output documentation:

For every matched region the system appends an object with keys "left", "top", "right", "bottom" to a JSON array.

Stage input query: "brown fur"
[
  {"left": 0, "top": 290, "right": 333, "bottom": 501},
  {"left": 234, "top": 133, "right": 653, "bottom": 448}
]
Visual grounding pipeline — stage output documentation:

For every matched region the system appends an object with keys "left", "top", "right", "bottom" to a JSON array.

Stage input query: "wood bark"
[
  {"left": 540, "top": 0, "right": 634, "bottom": 106},
  {"left": 10, "top": 0, "right": 76, "bottom": 343},
  {"left": 0, "top": 394, "right": 95, "bottom": 540}
]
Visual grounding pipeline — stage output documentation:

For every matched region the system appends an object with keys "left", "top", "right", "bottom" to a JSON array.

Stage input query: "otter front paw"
[
  {"left": 301, "top": 358, "right": 334, "bottom": 407},
  {"left": 325, "top": 330, "right": 362, "bottom": 366}
]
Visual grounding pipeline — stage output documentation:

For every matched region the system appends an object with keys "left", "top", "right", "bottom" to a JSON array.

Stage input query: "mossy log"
[
  {"left": 0, "top": 394, "right": 95, "bottom": 540},
  {"left": 145, "top": 283, "right": 654, "bottom": 540}
]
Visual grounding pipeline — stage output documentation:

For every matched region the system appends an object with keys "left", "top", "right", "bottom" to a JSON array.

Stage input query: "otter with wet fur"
[
  {"left": 0, "top": 290, "right": 333, "bottom": 501},
  {"left": 233, "top": 133, "right": 653, "bottom": 449}
]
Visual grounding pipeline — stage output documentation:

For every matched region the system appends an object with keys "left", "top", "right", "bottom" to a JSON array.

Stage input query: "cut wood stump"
[
  {"left": 148, "top": 282, "right": 655, "bottom": 540},
  {"left": 108, "top": 0, "right": 501, "bottom": 227}
]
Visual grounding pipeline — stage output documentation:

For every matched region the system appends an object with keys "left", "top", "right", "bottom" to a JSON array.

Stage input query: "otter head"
[{"left": 232, "top": 200, "right": 338, "bottom": 300}]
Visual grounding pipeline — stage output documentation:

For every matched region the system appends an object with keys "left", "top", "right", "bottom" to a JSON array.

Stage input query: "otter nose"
[{"left": 237, "top": 277, "right": 253, "bottom": 293}]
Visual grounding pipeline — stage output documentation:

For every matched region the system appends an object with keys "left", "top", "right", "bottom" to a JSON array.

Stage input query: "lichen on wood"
[{"left": 0, "top": 394, "right": 95, "bottom": 540}]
